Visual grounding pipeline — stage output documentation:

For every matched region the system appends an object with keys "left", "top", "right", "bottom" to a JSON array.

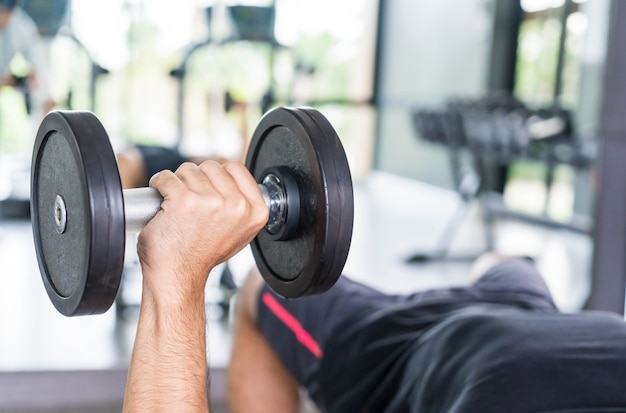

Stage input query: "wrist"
[
  {"left": 135, "top": 279, "right": 208, "bottom": 368},
  {"left": 126, "top": 274, "right": 209, "bottom": 412},
  {"left": 140, "top": 265, "right": 209, "bottom": 304},
  {"left": 141, "top": 279, "right": 205, "bottom": 316}
]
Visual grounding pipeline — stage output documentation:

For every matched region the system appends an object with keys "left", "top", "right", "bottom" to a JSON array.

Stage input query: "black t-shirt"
[{"left": 316, "top": 302, "right": 626, "bottom": 413}]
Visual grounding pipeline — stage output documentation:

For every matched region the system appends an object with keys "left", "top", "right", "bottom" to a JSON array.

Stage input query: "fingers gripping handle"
[{"left": 123, "top": 185, "right": 275, "bottom": 233}]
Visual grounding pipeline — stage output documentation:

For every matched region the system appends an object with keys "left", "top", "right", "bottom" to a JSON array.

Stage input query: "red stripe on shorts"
[{"left": 262, "top": 292, "right": 323, "bottom": 359}]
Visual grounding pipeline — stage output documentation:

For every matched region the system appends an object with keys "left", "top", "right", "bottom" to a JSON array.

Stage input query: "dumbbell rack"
[{"left": 408, "top": 94, "right": 594, "bottom": 263}]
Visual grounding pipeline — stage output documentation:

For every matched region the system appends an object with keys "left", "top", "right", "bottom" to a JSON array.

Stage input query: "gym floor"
[{"left": 0, "top": 171, "right": 592, "bottom": 412}]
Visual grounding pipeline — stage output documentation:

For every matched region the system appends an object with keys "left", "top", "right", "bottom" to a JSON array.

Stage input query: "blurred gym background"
[{"left": 2, "top": 0, "right": 626, "bottom": 411}]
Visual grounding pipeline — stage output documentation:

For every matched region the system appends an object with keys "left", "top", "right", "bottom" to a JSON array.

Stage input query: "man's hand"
[
  {"left": 124, "top": 161, "right": 268, "bottom": 413},
  {"left": 137, "top": 160, "right": 268, "bottom": 303}
]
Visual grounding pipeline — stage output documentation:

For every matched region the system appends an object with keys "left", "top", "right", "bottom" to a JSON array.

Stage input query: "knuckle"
[
  {"left": 225, "top": 162, "right": 253, "bottom": 181},
  {"left": 227, "top": 195, "right": 248, "bottom": 217},
  {"left": 149, "top": 169, "right": 173, "bottom": 185},
  {"left": 176, "top": 162, "right": 198, "bottom": 174},
  {"left": 204, "top": 194, "right": 227, "bottom": 213},
  {"left": 223, "top": 161, "right": 246, "bottom": 173},
  {"left": 253, "top": 201, "right": 270, "bottom": 227},
  {"left": 176, "top": 193, "right": 197, "bottom": 212},
  {"left": 199, "top": 160, "right": 222, "bottom": 174},
  {"left": 175, "top": 192, "right": 211, "bottom": 214}
]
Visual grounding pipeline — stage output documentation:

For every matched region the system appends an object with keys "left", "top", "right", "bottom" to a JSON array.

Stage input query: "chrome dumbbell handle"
[
  {"left": 122, "top": 173, "right": 288, "bottom": 234},
  {"left": 123, "top": 187, "right": 163, "bottom": 233}
]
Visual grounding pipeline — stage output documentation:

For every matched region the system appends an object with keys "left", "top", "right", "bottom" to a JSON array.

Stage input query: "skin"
[
  {"left": 117, "top": 147, "right": 149, "bottom": 189},
  {"left": 121, "top": 160, "right": 517, "bottom": 411},
  {"left": 123, "top": 160, "right": 268, "bottom": 412},
  {"left": 225, "top": 254, "right": 528, "bottom": 412},
  {"left": 227, "top": 269, "right": 301, "bottom": 413},
  {"left": 0, "top": 7, "right": 11, "bottom": 30},
  {"left": 116, "top": 101, "right": 251, "bottom": 190}
]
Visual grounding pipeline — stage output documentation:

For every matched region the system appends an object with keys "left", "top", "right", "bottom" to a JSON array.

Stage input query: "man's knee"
[
  {"left": 117, "top": 147, "right": 148, "bottom": 189},
  {"left": 469, "top": 253, "right": 535, "bottom": 284}
]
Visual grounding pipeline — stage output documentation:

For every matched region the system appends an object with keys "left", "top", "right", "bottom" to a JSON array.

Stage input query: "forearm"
[
  {"left": 124, "top": 284, "right": 209, "bottom": 412},
  {"left": 123, "top": 161, "right": 267, "bottom": 411}
]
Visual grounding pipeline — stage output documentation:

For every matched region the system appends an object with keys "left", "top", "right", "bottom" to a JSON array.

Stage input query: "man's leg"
[
  {"left": 228, "top": 270, "right": 395, "bottom": 412},
  {"left": 117, "top": 147, "right": 148, "bottom": 189},
  {"left": 469, "top": 253, "right": 558, "bottom": 311},
  {"left": 117, "top": 145, "right": 189, "bottom": 189},
  {"left": 228, "top": 269, "right": 301, "bottom": 413}
]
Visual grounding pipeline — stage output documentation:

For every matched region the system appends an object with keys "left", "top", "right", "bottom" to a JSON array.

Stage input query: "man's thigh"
[{"left": 256, "top": 277, "right": 396, "bottom": 391}]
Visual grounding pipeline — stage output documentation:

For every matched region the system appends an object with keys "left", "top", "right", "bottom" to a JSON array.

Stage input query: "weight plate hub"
[
  {"left": 31, "top": 111, "right": 125, "bottom": 316},
  {"left": 246, "top": 107, "right": 354, "bottom": 298}
]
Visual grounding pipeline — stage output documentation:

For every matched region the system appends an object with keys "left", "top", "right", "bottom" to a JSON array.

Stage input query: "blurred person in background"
[{"left": 0, "top": 0, "right": 55, "bottom": 119}]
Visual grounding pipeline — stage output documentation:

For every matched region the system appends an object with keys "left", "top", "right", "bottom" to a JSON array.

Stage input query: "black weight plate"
[
  {"left": 31, "top": 111, "right": 125, "bottom": 316},
  {"left": 245, "top": 107, "right": 354, "bottom": 298}
]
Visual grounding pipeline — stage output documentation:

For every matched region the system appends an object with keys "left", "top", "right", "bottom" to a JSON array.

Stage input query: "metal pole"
[
  {"left": 553, "top": 0, "right": 573, "bottom": 107},
  {"left": 585, "top": 0, "right": 626, "bottom": 314}
]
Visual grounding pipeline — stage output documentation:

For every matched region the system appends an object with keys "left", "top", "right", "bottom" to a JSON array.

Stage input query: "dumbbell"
[{"left": 31, "top": 107, "right": 354, "bottom": 316}]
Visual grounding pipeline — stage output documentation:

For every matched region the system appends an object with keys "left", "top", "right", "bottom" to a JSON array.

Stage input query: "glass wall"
[{"left": 507, "top": 0, "right": 608, "bottom": 221}]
